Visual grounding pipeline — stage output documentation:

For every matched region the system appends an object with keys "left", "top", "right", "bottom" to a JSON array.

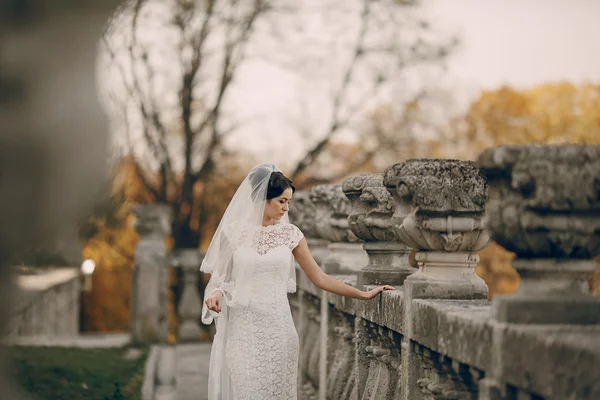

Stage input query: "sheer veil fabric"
[{"left": 200, "top": 163, "right": 297, "bottom": 399}]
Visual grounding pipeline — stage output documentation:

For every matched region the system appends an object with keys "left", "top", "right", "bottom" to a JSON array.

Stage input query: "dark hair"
[{"left": 267, "top": 171, "right": 295, "bottom": 200}]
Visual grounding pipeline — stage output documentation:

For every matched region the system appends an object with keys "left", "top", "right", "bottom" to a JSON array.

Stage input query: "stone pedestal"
[
  {"left": 358, "top": 242, "right": 414, "bottom": 288},
  {"left": 406, "top": 251, "right": 488, "bottom": 299},
  {"left": 493, "top": 259, "right": 600, "bottom": 324},
  {"left": 171, "top": 249, "right": 204, "bottom": 342},
  {"left": 131, "top": 204, "right": 171, "bottom": 343},
  {"left": 322, "top": 242, "right": 368, "bottom": 274}
]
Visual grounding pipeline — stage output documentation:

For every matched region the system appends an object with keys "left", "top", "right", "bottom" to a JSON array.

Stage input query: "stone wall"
[
  {"left": 290, "top": 145, "right": 600, "bottom": 400},
  {"left": 5, "top": 268, "right": 81, "bottom": 338}
]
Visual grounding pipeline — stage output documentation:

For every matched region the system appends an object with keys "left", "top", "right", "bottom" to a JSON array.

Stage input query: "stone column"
[
  {"left": 309, "top": 184, "right": 368, "bottom": 274},
  {"left": 383, "top": 159, "right": 491, "bottom": 400},
  {"left": 171, "top": 249, "right": 204, "bottom": 342},
  {"left": 131, "top": 204, "right": 172, "bottom": 343},
  {"left": 478, "top": 144, "right": 600, "bottom": 324},
  {"left": 343, "top": 173, "right": 416, "bottom": 289}
]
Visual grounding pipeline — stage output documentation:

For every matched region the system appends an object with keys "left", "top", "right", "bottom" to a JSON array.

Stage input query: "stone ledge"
[
  {"left": 14, "top": 268, "right": 80, "bottom": 291},
  {"left": 411, "top": 299, "right": 492, "bottom": 371},
  {"left": 298, "top": 272, "right": 405, "bottom": 333},
  {"left": 496, "top": 324, "right": 600, "bottom": 399},
  {"left": 355, "top": 286, "right": 404, "bottom": 334},
  {"left": 2, "top": 333, "right": 131, "bottom": 348}
]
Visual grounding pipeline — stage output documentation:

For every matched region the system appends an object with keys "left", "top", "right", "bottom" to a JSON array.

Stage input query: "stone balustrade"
[
  {"left": 294, "top": 147, "right": 600, "bottom": 400},
  {"left": 4, "top": 268, "right": 81, "bottom": 338}
]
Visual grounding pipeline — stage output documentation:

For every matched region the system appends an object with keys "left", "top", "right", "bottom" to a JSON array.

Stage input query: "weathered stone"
[
  {"left": 478, "top": 144, "right": 600, "bottom": 325},
  {"left": 411, "top": 299, "right": 492, "bottom": 372},
  {"left": 309, "top": 184, "right": 358, "bottom": 243},
  {"left": 383, "top": 159, "right": 491, "bottom": 253},
  {"left": 343, "top": 174, "right": 396, "bottom": 243},
  {"left": 343, "top": 173, "right": 416, "bottom": 287},
  {"left": 383, "top": 159, "right": 487, "bottom": 214},
  {"left": 288, "top": 191, "right": 319, "bottom": 239},
  {"left": 321, "top": 242, "right": 368, "bottom": 274},
  {"left": 171, "top": 249, "right": 204, "bottom": 342},
  {"left": 306, "top": 238, "right": 330, "bottom": 266},
  {"left": 383, "top": 159, "right": 490, "bottom": 300},
  {"left": 131, "top": 204, "right": 172, "bottom": 239},
  {"left": 478, "top": 144, "right": 600, "bottom": 259},
  {"left": 491, "top": 324, "right": 600, "bottom": 400},
  {"left": 131, "top": 203, "right": 172, "bottom": 343}
]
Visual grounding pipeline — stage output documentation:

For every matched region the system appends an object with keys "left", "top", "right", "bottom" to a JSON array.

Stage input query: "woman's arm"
[{"left": 293, "top": 238, "right": 394, "bottom": 300}]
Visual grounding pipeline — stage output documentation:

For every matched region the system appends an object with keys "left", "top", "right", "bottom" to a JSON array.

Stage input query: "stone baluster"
[
  {"left": 131, "top": 204, "right": 172, "bottom": 343},
  {"left": 476, "top": 144, "right": 600, "bottom": 399},
  {"left": 477, "top": 144, "right": 600, "bottom": 324},
  {"left": 360, "top": 325, "right": 401, "bottom": 400},
  {"left": 170, "top": 249, "right": 204, "bottom": 342},
  {"left": 326, "top": 312, "right": 356, "bottom": 400},
  {"left": 300, "top": 296, "right": 321, "bottom": 391},
  {"left": 343, "top": 173, "right": 417, "bottom": 288},
  {"left": 415, "top": 343, "right": 483, "bottom": 400},
  {"left": 382, "top": 159, "right": 491, "bottom": 400},
  {"left": 307, "top": 307, "right": 323, "bottom": 388}
]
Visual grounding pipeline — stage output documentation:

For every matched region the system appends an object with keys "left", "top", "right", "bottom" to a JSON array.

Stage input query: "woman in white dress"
[{"left": 201, "top": 163, "right": 394, "bottom": 400}]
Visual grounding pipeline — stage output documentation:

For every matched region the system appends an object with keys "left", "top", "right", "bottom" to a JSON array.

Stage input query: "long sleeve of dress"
[{"left": 201, "top": 224, "right": 239, "bottom": 325}]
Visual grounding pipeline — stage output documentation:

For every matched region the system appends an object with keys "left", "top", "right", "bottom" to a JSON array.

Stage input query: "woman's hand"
[
  {"left": 205, "top": 290, "right": 223, "bottom": 313},
  {"left": 362, "top": 285, "right": 395, "bottom": 300}
]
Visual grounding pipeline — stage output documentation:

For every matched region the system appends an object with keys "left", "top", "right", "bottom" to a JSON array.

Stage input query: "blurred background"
[
  {"left": 88, "top": 0, "right": 600, "bottom": 335},
  {"left": 1, "top": 0, "right": 599, "bottom": 398}
]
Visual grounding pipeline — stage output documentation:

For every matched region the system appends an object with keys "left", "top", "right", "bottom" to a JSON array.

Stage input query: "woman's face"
[{"left": 264, "top": 187, "right": 293, "bottom": 221}]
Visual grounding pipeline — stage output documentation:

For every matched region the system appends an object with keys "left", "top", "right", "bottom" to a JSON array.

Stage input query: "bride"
[{"left": 201, "top": 163, "right": 394, "bottom": 400}]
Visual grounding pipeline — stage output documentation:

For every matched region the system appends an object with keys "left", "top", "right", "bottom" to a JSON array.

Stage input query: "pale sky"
[
  {"left": 427, "top": 0, "right": 600, "bottom": 89},
  {"left": 102, "top": 0, "right": 600, "bottom": 170},
  {"left": 228, "top": 0, "right": 600, "bottom": 166}
]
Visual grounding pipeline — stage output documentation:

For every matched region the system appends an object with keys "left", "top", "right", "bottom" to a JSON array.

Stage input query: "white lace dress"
[{"left": 215, "top": 222, "right": 304, "bottom": 400}]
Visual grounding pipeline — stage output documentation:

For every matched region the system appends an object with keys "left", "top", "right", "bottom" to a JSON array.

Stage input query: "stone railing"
[
  {"left": 4, "top": 268, "right": 81, "bottom": 338},
  {"left": 291, "top": 145, "right": 600, "bottom": 400}
]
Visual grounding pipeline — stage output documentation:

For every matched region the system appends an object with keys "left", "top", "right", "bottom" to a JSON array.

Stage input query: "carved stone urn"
[
  {"left": 343, "top": 173, "right": 416, "bottom": 288},
  {"left": 383, "top": 159, "right": 491, "bottom": 298},
  {"left": 288, "top": 190, "right": 329, "bottom": 265},
  {"left": 478, "top": 144, "right": 600, "bottom": 324},
  {"left": 309, "top": 184, "right": 367, "bottom": 273}
]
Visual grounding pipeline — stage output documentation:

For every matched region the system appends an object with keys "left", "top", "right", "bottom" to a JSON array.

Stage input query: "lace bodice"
[
  {"left": 202, "top": 222, "right": 304, "bottom": 322},
  {"left": 231, "top": 222, "right": 304, "bottom": 254}
]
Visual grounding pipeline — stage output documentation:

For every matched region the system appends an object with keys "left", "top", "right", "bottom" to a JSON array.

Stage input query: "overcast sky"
[
  {"left": 229, "top": 0, "right": 600, "bottom": 166},
  {"left": 427, "top": 0, "right": 600, "bottom": 89},
  {"left": 103, "top": 0, "right": 600, "bottom": 170}
]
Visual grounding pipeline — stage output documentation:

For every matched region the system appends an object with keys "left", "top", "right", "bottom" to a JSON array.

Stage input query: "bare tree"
[
  {"left": 101, "top": 0, "right": 279, "bottom": 248},
  {"left": 99, "top": 0, "right": 454, "bottom": 248},
  {"left": 285, "top": 0, "right": 456, "bottom": 183}
]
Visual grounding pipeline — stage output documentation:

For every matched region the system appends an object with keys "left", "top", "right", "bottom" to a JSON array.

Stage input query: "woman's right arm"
[{"left": 293, "top": 238, "right": 394, "bottom": 299}]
